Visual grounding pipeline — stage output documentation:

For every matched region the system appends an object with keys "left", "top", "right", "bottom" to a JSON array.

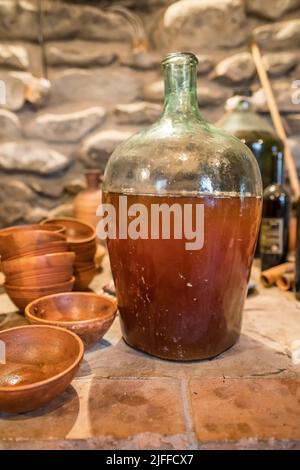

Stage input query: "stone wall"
[{"left": 0, "top": 0, "right": 299, "bottom": 227}]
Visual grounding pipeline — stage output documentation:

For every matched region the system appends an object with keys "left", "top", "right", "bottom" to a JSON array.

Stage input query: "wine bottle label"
[{"left": 260, "top": 218, "right": 284, "bottom": 255}]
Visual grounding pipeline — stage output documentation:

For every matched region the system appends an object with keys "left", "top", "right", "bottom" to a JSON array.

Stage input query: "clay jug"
[{"left": 74, "top": 170, "right": 102, "bottom": 231}]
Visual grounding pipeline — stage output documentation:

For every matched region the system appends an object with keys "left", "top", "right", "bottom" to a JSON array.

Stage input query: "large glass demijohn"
[{"left": 103, "top": 52, "right": 262, "bottom": 361}]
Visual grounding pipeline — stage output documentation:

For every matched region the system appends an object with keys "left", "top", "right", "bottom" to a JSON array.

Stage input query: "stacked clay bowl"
[
  {"left": 0, "top": 226, "right": 75, "bottom": 311},
  {"left": 42, "top": 218, "right": 97, "bottom": 290},
  {"left": 0, "top": 223, "right": 65, "bottom": 237}
]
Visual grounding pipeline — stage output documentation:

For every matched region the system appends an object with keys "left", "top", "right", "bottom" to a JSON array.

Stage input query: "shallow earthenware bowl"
[
  {"left": 5, "top": 243, "right": 70, "bottom": 262},
  {"left": 72, "top": 244, "right": 97, "bottom": 262},
  {"left": 5, "top": 267, "right": 74, "bottom": 285},
  {"left": 74, "top": 264, "right": 96, "bottom": 290},
  {"left": 0, "top": 224, "right": 65, "bottom": 237},
  {"left": 41, "top": 218, "right": 95, "bottom": 244},
  {"left": 74, "top": 260, "right": 95, "bottom": 270},
  {"left": 4, "top": 277, "right": 75, "bottom": 311},
  {"left": 70, "top": 239, "right": 97, "bottom": 252},
  {"left": 0, "top": 231, "right": 67, "bottom": 261},
  {"left": 25, "top": 292, "right": 117, "bottom": 348},
  {"left": 0, "top": 325, "right": 84, "bottom": 413},
  {"left": 7, "top": 270, "right": 73, "bottom": 288},
  {"left": 1, "top": 252, "right": 75, "bottom": 279}
]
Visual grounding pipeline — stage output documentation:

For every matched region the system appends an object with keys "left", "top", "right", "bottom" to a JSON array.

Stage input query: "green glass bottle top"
[
  {"left": 104, "top": 52, "right": 262, "bottom": 198},
  {"left": 162, "top": 52, "right": 200, "bottom": 118}
]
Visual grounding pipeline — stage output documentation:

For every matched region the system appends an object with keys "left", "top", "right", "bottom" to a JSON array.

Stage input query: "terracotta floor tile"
[
  {"left": 189, "top": 378, "right": 300, "bottom": 442},
  {"left": 0, "top": 386, "right": 79, "bottom": 440},
  {"left": 84, "top": 332, "right": 295, "bottom": 381},
  {"left": 88, "top": 378, "right": 186, "bottom": 439}
]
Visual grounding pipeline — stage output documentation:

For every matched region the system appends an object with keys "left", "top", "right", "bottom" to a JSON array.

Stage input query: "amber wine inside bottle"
[{"left": 104, "top": 192, "right": 261, "bottom": 361}]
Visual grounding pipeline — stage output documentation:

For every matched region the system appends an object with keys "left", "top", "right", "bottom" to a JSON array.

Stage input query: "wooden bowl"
[
  {"left": 1, "top": 252, "right": 75, "bottom": 278},
  {"left": 0, "top": 325, "right": 83, "bottom": 413},
  {"left": 5, "top": 277, "right": 75, "bottom": 311},
  {"left": 25, "top": 293, "right": 117, "bottom": 348},
  {"left": 0, "top": 224, "right": 65, "bottom": 237},
  {"left": 41, "top": 218, "right": 95, "bottom": 244}
]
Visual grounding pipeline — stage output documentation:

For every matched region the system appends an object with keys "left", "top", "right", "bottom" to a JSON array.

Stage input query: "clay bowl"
[
  {"left": 41, "top": 218, "right": 95, "bottom": 244},
  {"left": 25, "top": 293, "right": 117, "bottom": 349},
  {"left": 72, "top": 242, "right": 97, "bottom": 256},
  {"left": 0, "top": 230, "right": 66, "bottom": 248},
  {"left": 1, "top": 252, "right": 75, "bottom": 278},
  {"left": 71, "top": 241, "right": 97, "bottom": 266},
  {"left": 0, "top": 325, "right": 84, "bottom": 413},
  {"left": 69, "top": 239, "right": 97, "bottom": 251},
  {"left": 5, "top": 267, "right": 74, "bottom": 285},
  {"left": 74, "top": 264, "right": 96, "bottom": 290},
  {"left": 0, "top": 231, "right": 67, "bottom": 261},
  {"left": 7, "top": 271, "right": 73, "bottom": 288},
  {"left": 0, "top": 223, "right": 65, "bottom": 237},
  {"left": 74, "top": 260, "right": 95, "bottom": 270},
  {"left": 75, "top": 253, "right": 96, "bottom": 264},
  {"left": 5, "top": 276, "right": 75, "bottom": 296},
  {"left": 5, "top": 277, "right": 75, "bottom": 311},
  {"left": 4, "top": 242, "right": 69, "bottom": 262},
  {"left": 74, "top": 252, "right": 95, "bottom": 263},
  {"left": 5, "top": 263, "right": 74, "bottom": 282}
]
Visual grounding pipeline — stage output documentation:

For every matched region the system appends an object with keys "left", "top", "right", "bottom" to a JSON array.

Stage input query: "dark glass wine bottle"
[
  {"left": 295, "top": 198, "right": 300, "bottom": 300},
  {"left": 217, "top": 98, "right": 284, "bottom": 190},
  {"left": 260, "top": 159, "right": 290, "bottom": 271},
  {"left": 218, "top": 97, "right": 285, "bottom": 258}
]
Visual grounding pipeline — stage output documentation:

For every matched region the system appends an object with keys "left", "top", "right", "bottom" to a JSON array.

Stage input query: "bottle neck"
[
  {"left": 274, "top": 150, "right": 284, "bottom": 185},
  {"left": 162, "top": 58, "right": 201, "bottom": 118}
]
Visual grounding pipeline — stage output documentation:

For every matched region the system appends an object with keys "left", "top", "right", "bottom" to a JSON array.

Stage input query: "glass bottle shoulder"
[
  {"left": 263, "top": 184, "right": 290, "bottom": 200},
  {"left": 103, "top": 117, "right": 262, "bottom": 198}
]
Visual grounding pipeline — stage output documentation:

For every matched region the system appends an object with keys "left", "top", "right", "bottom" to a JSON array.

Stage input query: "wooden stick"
[{"left": 251, "top": 42, "right": 300, "bottom": 200}]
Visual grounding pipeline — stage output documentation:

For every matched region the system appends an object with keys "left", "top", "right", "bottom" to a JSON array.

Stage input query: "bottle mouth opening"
[{"left": 162, "top": 52, "right": 198, "bottom": 67}]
